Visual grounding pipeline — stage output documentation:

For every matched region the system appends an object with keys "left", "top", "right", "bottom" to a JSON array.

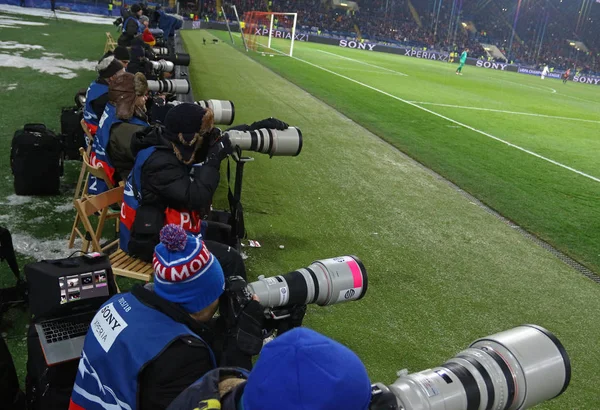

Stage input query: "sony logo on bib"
[{"left": 92, "top": 302, "right": 128, "bottom": 352}]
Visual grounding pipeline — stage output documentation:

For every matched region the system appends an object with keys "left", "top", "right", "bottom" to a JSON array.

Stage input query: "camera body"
[
  {"left": 223, "top": 275, "right": 255, "bottom": 320},
  {"left": 223, "top": 275, "right": 300, "bottom": 322}
]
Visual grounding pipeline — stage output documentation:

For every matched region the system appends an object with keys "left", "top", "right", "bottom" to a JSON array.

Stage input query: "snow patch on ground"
[
  {"left": 42, "top": 32, "right": 49, "bottom": 36},
  {"left": 2, "top": 194, "right": 33, "bottom": 206},
  {"left": 0, "top": 5, "right": 114, "bottom": 25},
  {"left": 42, "top": 52, "right": 62, "bottom": 57},
  {"left": 0, "top": 24, "right": 20, "bottom": 28},
  {"left": 7, "top": 83, "right": 18, "bottom": 90},
  {"left": 0, "top": 17, "right": 47, "bottom": 27},
  {"left": 11, "top": 232, "right": 80, "bottom": 260},
  {"left": 54, "top": 202, "right": 74, "bottom": 213},
  {"left": 0, "top": 40, "right": 44, "bottom": 51},
  {"left": 0, "top": 53, "right": 95, "bottom": 79}
]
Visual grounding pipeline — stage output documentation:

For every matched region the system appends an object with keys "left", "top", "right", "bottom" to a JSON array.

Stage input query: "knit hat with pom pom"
[{"left": 153, "top": 224, "right": 225, "bottom": 313}]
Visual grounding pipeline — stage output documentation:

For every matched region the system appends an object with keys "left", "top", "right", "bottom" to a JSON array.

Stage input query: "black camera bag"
[
  {"left": 60, "top": 106, "right": 85, "bottom": 160},
  {"left": 128, "top": 204, "right": 164, "bottom": 262},
  {"left": 11, "top": 124, "right": 63, "bottom": 196}
]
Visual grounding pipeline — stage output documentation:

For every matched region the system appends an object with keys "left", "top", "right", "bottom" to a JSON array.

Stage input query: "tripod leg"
[{"left": 0, "top": 227, "right": 20, "bottom": 279}]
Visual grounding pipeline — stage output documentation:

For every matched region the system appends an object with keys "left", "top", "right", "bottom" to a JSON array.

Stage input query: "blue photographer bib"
[
  {"left": 88, "top": 103, "right": 148, "bottom": 195},
  {"left": 83, "top": 81, "right": 109, "bottom": 133},
  {"left": 120, "top": 147, "right": 208, "bottom": 253},
  {"left": 122, "top": 16, "right": 144, "bottom": 34},
  {"left": 70, "top": 292, "right": 215, "bottom": 410}
]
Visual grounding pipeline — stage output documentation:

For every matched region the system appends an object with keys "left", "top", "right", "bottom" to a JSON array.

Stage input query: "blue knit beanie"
[
  {"left": 153, "top": 224, "right": 225, "bottom": 313},
  {"left": 243, "top": 328, "right": 372, "bottom": 410}
]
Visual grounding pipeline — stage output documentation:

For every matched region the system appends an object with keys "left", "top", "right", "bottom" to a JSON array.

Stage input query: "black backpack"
[
  {"left": 60, "top": 106, "right": 85, "bottom": 160},
  {"left": 10, "top": 124, "right": 63, "bottom": 196}
]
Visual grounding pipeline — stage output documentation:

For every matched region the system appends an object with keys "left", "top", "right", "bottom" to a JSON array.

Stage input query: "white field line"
[
  {"left": 556, "top": 93, "right": 600, "bottom": 106},
  {"left": 406, "top": 101, "right": 600, "bottom": 125},
  {"left": 496, "top": 78, "right": 557, "bottom": 94},
  {"left": 328, "top": 65, "right": 397, "bottom": 75},
  {"left": 316, "top": 49, "right": 409, "bottom": 77},
  {"left": 264, "top": 45, "right": 600, "bottom": 183}
]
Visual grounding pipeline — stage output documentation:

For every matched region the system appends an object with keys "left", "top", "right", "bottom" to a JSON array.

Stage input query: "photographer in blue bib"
[
  {"left": 167, "top": 327, "right": 372, "bottom": 410},
  {"left": 118, "top": 3, "right": 145, "bottom": 47},
  {"left": 70, "top": 225, "right": 269, "bottom": 410},
  {"left": 120, "top": 103, "right": 288, "bottom": 277}
]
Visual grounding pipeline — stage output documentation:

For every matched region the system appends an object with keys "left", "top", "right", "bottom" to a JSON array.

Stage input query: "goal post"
[{"left": 242, "top": 11, "right": 298, "bottom": 57}]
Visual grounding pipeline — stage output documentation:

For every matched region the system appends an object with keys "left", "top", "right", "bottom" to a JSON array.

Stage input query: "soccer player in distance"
[{"left": 456, "top": 47, "right": 469, "bottom": 75}]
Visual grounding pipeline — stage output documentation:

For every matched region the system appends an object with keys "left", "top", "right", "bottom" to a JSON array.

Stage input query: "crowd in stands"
[{"left": 201, "top": 0, "right": 598, "bottom": 74}]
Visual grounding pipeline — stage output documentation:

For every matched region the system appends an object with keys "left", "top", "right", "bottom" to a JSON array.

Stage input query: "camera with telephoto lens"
[
  {"left": 225, "top": 255, "right": 367, "bottom": 321},
  {"left": 369, "top": 324, "right": 571, "bottom": 410},
  {"left": 165, "top": 100, "right": 235, "bottom": 125},
  {"left": 147, "top": 79, "right": 190, "bottom": 94},
  {"left": 151, "top": 49, "right": 191, "bottom": 67},
  {"left": 224, "top": 127, "right": 303, "bottom": 157},
  {"left": 149, "top": 59, "right": 175, "bottom": 74},
  {"left": 154, "top": 37, "right": 167, "bottom": 47},
  {"left": 152, "top": 47, "right": 170, "bottom": 56},
  {"left": 196, "top": 100, "right": 235, "bottom": 125}
]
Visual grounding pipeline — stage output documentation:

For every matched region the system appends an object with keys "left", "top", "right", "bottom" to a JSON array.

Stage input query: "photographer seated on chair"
[
  {"left": 82, "top": 53, "right": 125, "bottom": 137},
  {"left": 166, "top": 327, "right": 372, "bottom": 410},
  {"left": 120, "top": 103, "right": 287, "bottom": 273},
  {"left": 69, "top": 225, "right": 266, "bottom": 410},
  {"left": 88, "top": 71, "right": 150, "bottom": 195}
]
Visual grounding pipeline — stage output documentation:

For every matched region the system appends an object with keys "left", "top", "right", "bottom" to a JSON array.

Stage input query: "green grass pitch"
[{"left": 0, "top": 13, "right": 599, "bottom": 408}]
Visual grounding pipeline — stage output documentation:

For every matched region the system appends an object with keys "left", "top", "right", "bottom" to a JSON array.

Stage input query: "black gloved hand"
[
  {"left": 250, "top": 117, "right": 289, "bottom": 131},
  {"left": 206, "top": 134, "right": 233, "bottom": 163},
  {"left": 234, "top": 300, "right": 265, "bottom": 356},
  {"left": 265, "top": 305, "right": 307, "bottom": 336}
]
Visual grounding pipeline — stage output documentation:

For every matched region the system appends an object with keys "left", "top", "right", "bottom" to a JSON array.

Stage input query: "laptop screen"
[
  {"left": 26, "top": 255, "right": 117, "bottom": 320},
  {"left": 60, "top": 270, "right": 110, "bottom": 305}
]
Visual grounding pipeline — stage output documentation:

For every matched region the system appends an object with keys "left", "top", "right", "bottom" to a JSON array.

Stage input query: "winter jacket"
[
  {"left": 130, "top": 125, "right": 221, "bottom": 217},
  {"left": 118, "top": 13, "right": 143, "bottom": 47},
  {"left": 69, "top": 284, "right": 249, "bottom": 410},
  {"left": 69, "top": 285, "right": 216, "bottom": 410},
  {"left": 166, "top": 368, "right": 248, "bottom": 410},
  {"left": 108, "top": 120, "right": 148, "bottom": 182}
]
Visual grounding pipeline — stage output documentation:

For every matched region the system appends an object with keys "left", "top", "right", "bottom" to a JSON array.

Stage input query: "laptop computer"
[{"left": 26, "top": 254, "right": 117, "bottom": 366}]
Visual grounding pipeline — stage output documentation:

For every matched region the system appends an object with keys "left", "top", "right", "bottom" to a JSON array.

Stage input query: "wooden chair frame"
[
  {"left": 73, "top": 186, "right": 153, "bottom": 282},
  {"left": 104, "top": 32, "right": 117, "bottom": 53},
  {"left": 68, "top": 146, "right": 118, "bottom": 250}
]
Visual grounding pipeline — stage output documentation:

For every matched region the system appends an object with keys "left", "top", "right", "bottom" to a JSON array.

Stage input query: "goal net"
[{"left": 242, "top": 11, "right": 298, "bottom": 56}]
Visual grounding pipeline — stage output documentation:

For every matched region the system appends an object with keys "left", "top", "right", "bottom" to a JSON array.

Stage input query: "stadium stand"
[{"left": 199, "top": 0, "right": 598, "bottom": 74}]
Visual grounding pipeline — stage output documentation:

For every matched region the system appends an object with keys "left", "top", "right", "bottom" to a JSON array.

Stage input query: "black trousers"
[
  {"left": 204, "top": 240, "right": 246, "bottom": 281},
  {"left": 0, "top": 336, "right": 25, "bottom": 410}
]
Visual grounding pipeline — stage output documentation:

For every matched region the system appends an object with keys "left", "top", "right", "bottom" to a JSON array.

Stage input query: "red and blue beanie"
[
  {"left": 153, "top": 224, "right": 225, "bottom": 313},
  {"left": 243, "top": 327, "right": 372, "bottom": 410}
]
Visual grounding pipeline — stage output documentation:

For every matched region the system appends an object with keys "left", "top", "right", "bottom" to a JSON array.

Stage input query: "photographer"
[
  {"left": 120, "top": 103, "right": 287, "bottom": 269},
  {"left": 113, "top": 46, "right": 130, "bottom": 69},
  {"left": 167, "top": 327, "right": 372, "bottom": 410},
  {"left": 118, "top": 3, "right": 144, "bottom": 47},
  {"left": 69, "top": 225, "right": 266, "bottom": 410},
  {"left": 140, "top": 15, "right": 156, "bottom": 47},
  {"left": 126, "top": 37, "right": 158, "bottom": 78},
  {"left": 88, "top": 72, "right": 149, "bottom": 195},
  {"left": 82, "top": 54, "right": 125, "bottom": 136}
]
